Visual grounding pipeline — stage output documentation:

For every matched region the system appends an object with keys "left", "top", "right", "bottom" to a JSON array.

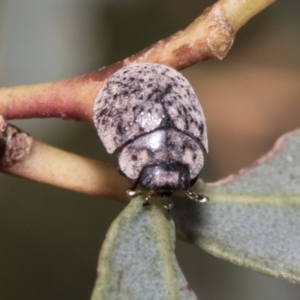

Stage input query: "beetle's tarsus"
[
  {"left": 126, "top": 182, "right": 141, "bottom": 199},
  {"left": 185, "top": 189, "right": 209, "bottom": 203},
  {"left": 164, "top": 198, "right": 174, "bottom": 211},
  {"left": 126, "top": 189, "right": 138, "bottom": 198},
  {"left": 142, "top": 193, "right": 152, "bottom": 207}
]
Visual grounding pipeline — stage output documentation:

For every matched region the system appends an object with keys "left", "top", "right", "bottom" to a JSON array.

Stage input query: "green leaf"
[
  {"left": 173, "top": 129, "right": 300, "bottom": 283},
  {"left": 91, "top": 196, "right": 197, "bottom": 300}
]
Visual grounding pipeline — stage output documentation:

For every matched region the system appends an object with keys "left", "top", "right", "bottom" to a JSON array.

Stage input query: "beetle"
[{"left": 93, "top": 63, "right": 208, "bottom": 210}]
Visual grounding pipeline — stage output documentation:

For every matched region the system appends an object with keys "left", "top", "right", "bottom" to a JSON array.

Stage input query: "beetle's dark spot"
[
  {"left": 113, "top": 94, "right": 118, "bottom": 100},
  {"left": 198, "top": 123, "right": 204, "bottom": 134},
  {"left": 148, "top": 84, "right": 153, "bottom": 88},
  {"left": 193, "top": 154, "right": 197, "bottom": 161},
  {"left": 167, "top": 101, "right": 172, "bottom": 106},
  {"left": 101, "top": 119, "right": 106, "bottom": 125},
  {"left": 138, "top": 125, "right": 145, "bottom": 133},
  {"left": 139, "top": 95, "right": 144, "bottom": 100},
  {"left": 146, "top": 149, "right": 155, "bottom": 158},
  {"left": 117, "top": 123, "right": 125, "bottom": 134},
  {"left": 166, "top": 84, "right": 172, "bottom": 93},
  {"left": 99, "top": 108, "right": 109, "bottom": 116},
  {"left": 178, "top": 109, "right": 182, "bottom": 116},
  {"left": 139, "top": 79, "right": 144, "bottom": 83},
  {"left": 130, "top": 77, "right": 134, "bottom": 81},
  {"left": 131, "top": 154, "right": 138, "bottom": 161},
  {"left": 167, "top": 142, "right": 176, "bottom": 151},
  {"left": 182, "top": 106, "right": 187, "bottom": 114}
]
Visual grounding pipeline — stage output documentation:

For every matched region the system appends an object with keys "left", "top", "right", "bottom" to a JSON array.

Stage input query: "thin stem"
[
  {"left": 0, "top": 0, "right": 275, "bottom": 124},
  {"left": 0, "top": 117, "right": 129, "bottom": 202},
  {"left": 9, "top": 139, "right": 129, "bottom": 203}
]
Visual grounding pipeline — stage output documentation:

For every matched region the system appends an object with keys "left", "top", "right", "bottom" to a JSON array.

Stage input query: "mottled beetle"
[{"left": 93, "top": 63, "right": 208, "bottom": 210}]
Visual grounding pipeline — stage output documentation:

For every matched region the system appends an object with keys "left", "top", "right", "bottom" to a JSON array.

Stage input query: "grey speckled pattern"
[
  {"left": 119, "top": 129, "right": 204, "bottom": 180},
  {"left": 93, "top": 63, "right": 208, "bottom": 154},
  {"left": 173, "top": 129, "right": 300, "bottom": 283}
]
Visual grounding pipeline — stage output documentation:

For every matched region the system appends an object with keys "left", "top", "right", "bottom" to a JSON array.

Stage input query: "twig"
[
  {"left": 0, "top": 0, "right": 275, "bottom": 124},
  {"left": 0, "top": 117, "right": 129, "bottom": 202}
]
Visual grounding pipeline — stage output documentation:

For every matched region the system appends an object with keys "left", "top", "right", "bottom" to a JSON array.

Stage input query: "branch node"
[
  {"left": 207, "top": 21, "right": 235, "bottom": 59},
  {"left": 0, "top": 116, "right": 33, "bottom": 168},
  {"left": 204, "top": 5, "right": 236, "bottom": 60}
]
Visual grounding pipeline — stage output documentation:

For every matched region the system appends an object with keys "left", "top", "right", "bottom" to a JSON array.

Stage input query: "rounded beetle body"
[{"left": 93, "top": 63, "right": 208, "bottom": 206}]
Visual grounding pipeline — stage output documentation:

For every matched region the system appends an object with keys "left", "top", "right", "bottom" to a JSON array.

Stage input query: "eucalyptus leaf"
[
  {"left": 91, "top": 196, "right": 197, "bottom": 300},
  {"left": 173, "top": 129, "right": 300, "bottom": 283}
]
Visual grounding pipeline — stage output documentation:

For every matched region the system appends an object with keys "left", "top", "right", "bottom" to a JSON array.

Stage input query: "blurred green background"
[{"left": 1, "top": 0, "right": 300, "bottom": 299}]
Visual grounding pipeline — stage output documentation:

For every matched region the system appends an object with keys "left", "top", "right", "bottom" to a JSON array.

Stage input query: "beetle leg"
[
  {"left": 185, "top": 190, "right": 209, "bottom": 203},
  {"left": 126, "top": 189, "right": 138, "bottom": 198},
  {"left": 142, "top": 190, "right": 158, "bottom": 207},
  {"left": 142, "top": 193, "right": 152, "bottom": 207},
  {"left": 126, "top": 181, "right": 141, "bottom": 198},
  {"left": 164, "top": 198, "right": 174, "bottom": 211}
]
